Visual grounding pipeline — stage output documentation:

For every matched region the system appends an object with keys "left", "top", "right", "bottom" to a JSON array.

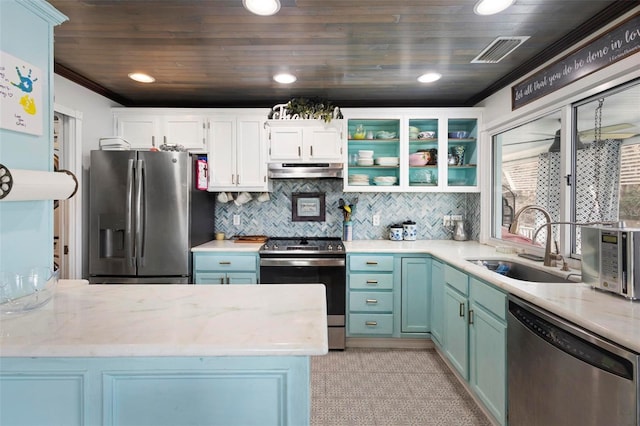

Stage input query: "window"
[
  {"left": 572, "top": 80, "right": 640, "bottom": 255},
  {"left": 491, "top": 79, "right": 640, "bottom": 258},
  {"left": 492, "top": 110, "right": 562, "bottom": 249}
]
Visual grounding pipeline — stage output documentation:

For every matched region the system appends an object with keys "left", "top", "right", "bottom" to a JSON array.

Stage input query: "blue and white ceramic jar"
[
  {"left": 403, "top": 220, "right": 417, "bottom": 241},
  {"left": 389, "top": 224, "right": 403, "bottom": 241}
]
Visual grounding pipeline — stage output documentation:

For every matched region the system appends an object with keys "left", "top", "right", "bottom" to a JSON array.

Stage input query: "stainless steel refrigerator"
[{"left": 89, "top": 150, "right": 215, "bottom": 284}]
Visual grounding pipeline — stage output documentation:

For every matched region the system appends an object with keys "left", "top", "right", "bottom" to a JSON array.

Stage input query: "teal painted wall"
[{"left": 0, "top": 1, "right": 66, "bottom": 273}]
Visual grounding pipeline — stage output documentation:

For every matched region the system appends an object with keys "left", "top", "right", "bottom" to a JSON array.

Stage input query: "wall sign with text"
[{"left": 512, "top": 13, "right": 640, "bottom": 110}]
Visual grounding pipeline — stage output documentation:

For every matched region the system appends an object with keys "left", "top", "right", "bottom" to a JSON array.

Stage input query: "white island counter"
[{"left": 0, "top": 281, "right": 328, "bottom": 426}]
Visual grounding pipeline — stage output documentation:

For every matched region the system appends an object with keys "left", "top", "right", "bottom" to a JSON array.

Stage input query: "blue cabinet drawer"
[
  {"left": 445, "top": 264, "right": 469, "bottom": 296},
  {"left": 349, "top": 291, "right": 393, "bottom": 312},
  {"left": 470, "top": 277, "right": 506, "bottom": 320},
  {"left": 349, "top": 273, "right": 394, "bottom": 290},
  {"left": 348, "top": 314, "right": 393, "bottom": 335},
  {"left": 349, "top": 255, "right": 394, "bottom": 272},
  {"left": 194, "top": 254, "right": 257, "bottom": 272}
]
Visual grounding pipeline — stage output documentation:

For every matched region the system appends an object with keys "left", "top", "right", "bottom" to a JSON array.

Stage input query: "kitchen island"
[{"left": 0, "top": 281, "right": 328, "bottom": 426}]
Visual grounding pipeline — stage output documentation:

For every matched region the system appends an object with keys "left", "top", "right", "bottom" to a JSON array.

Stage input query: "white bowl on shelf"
[
  {"left": 375, "top": 157, "right": 399, "bottom": 166},
  {"left": 373, "top": 176, "right": 397, "bottom": 186},
  {"left": 357, "top": 158, "right": 374, "bottom": 166},
  {"left": 358, "top": 150, "right": 374, "bottom": 158}
]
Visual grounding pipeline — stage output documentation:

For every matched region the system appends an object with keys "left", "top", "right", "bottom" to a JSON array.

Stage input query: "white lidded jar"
[{"left": 403, "top": 220, "right": 417, "bottom": 241}]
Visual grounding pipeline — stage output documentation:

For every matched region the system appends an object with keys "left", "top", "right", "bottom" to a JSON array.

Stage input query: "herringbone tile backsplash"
[{"left": 214, "top": 179, "right": 480, "bottom": 240}]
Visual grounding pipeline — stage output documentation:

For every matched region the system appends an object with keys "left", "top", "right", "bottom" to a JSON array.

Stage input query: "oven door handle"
[{"left": 260, "top": 258, "right": 345, "bottom": 267}]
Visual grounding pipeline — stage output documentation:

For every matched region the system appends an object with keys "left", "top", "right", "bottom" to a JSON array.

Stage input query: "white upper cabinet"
[
  {"left": 112, "top": 109, "right": 206, "bottom": 151},
  {"left": 266, "top": 120, "right": 344, "bottom": 162},
  {"left": 207, "top": 114, "right": 268, "bottom": 192}
]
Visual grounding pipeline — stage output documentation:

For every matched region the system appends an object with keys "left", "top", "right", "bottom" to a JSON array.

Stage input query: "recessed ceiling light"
[
  {"left": 243, "top": 0, "right": 281, "bottom": 16},
  {"left": 474, "top": 0, "right": 515, "bottom": 15},
  {"left": 417, "top": 73, "right": 442, "bottom": 83},
  {"left": 273, "top": 73, "right": 297, "bottom": 84},
  {"left": 128, "top": 72, "right": 155, "bottom": 83}
]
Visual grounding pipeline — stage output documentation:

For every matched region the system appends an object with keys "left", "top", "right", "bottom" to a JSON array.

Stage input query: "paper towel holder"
[{"left": 0, "top": 163, "right": 78, "bottom": 202}]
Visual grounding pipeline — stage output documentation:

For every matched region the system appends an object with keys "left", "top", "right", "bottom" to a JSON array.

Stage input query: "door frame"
[{"left": 54, "top": 103, "right": 83, "bottom": 279}]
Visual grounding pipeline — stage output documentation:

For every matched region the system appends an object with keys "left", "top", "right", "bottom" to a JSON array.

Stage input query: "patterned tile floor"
[{"left": 311, "top": 348, "right": 491, "bottom": 426}]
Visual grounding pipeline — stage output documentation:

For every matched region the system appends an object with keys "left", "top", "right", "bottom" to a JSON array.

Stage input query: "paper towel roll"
[{"left": 0, "top": 164, "right": 78, "bottom": 201}]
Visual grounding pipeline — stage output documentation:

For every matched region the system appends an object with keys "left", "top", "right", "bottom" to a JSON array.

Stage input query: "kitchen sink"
[{"left": 467, "top": 259, "right": 578, "bottom": 283}]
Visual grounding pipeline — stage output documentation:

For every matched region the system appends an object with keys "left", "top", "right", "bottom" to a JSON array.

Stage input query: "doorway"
[{"left": 53, "top": 105, "right": 83, "bottom": 279}]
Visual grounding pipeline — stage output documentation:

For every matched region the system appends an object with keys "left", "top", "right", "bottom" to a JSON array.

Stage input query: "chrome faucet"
[{"left": 509, "top": 205, "right": 556, "bottom": 267}]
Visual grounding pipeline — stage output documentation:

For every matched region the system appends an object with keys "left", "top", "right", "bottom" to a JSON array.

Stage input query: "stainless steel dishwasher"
[{"left": 508, "top": 296, "right": 639, "bottom": 426}]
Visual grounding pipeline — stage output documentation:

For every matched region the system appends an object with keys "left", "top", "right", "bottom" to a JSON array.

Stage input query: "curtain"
[{"left": 535, "top": 139, "right": 622, "bottom": 247}]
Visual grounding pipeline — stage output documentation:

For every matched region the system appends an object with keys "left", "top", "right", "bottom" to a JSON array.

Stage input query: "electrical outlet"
[
  {"left": 451, "top": 214, "right": 463, "bottom": 221},
  {"left": 443, "top": 215, "right": 451, "bottom": 226},
  {"left": 233, "top": 215, "right": 240, "bottom": 226},
  {"left": 372, "top": 214, "right": 380, "bottom": 226}
]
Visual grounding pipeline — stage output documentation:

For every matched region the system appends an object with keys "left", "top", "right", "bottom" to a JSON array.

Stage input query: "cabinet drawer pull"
[
  {"left": 366, "top": 261, "right": 378, "bottom": 265},
  {"left": 220, "top": 277, "right": 225, "bottom": 285},
  {"left": 219, "top": 261, "right": 231, "bottom": 265},
  {"left": 365, "top": 321, "right": 378, "bottom": 326},
  {"left": 310, "top": 146, "right": 313, "bottom": 156},
  {"left": 365, "top": 280, "right": 378, "bottom": 284},
  {"left": 298, "top": 146, "right": 301, "bottom": 157},
  {"left": 468, "top": 309, "right": 474, "bottom": 324},
  {"left": 365, "top": 299, "right": 378, "bottom": 304},
  {"left": 459, "top": 302, "right": 465, "bottom": 317},
  {"left": 226, "top": 276, "right": 230, "bottom": 285}
]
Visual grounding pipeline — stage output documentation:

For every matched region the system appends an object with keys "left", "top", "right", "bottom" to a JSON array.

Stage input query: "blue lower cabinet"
[
  {"left": 430, "top": 259, "right": 444, "bottom": 346},
  {"left": 0, "top": 356, "right": 311, "bottom": 426},
  {"left": 469, "top": 277, "right": 507, "bottom": 425},
  {"left": 193, "top": 252, "right": 258, "bottom": 284},
  {"left": 469, "top": 302, "right": 507, "bottom": 425},
  {"left": 347, "top": 254, "right": 394, "bottom": 337},
  {"left": 440, "top": 264, "right": 507, "bottom": 425},
  {"left": 348, "top": 313, "right": 394, "bottom": 335},
  {"left": 443, "top": 284, "right": 469, "bottom": 380},
  {"left": 400, "top": 257, "right": 431, "bottom": 333}
]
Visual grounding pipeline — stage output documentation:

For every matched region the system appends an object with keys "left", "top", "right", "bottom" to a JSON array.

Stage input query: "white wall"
[{"left": 54, "top": 75, "right": 121, "bottom": 278}]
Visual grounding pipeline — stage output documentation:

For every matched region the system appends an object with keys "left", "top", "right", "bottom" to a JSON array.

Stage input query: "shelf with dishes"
[{"left": 343, "top": 110, "right": 481, "bottom": 192}]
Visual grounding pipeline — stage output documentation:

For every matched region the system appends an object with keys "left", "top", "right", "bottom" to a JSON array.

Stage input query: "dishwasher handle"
[{"left": 508, "top": 299, "right": 636, "bottom": 380}]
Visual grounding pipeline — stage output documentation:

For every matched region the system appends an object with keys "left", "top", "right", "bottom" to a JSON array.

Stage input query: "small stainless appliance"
[
  {"left": 89, "top": 151, "right": 215, "bottom": 284},
  {"left": 259, "top": 237, "right": 346, "bottom": 350},
  {"left": 581, "top": 225, "right": 640, "bottom": 300},
  {"left": 508, "top": 296, "right": 639, "bottom": 425}
]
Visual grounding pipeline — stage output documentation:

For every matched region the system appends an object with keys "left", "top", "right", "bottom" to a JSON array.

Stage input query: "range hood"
[{"left": 268, "top": 163, "right": 343, "bottom": 179}]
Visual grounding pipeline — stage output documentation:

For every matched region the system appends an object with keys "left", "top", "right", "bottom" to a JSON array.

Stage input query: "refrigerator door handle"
[
  {"left": 126, "top": 159, "right": 135, "bottom": 267},
  {"left": 135, "top": 159, "right": 145, "bottom": 267}
]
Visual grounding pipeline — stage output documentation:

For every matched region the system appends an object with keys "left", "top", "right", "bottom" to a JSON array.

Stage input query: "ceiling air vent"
[{"left": 471, "top": 36, "right": 530, "bottom": 63}]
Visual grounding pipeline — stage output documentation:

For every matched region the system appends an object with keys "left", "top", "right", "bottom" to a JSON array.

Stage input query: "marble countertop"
[
  {"left": 162, "top": 237, "right": 640, "bottom": 352},
  {"left": 191, "top": 240, "right": 263, "bottom": 252},
  {"left": 345, "top": 240, "right": 640, "bottom": 353},
  {"left": 0, "top": 280, "right": 328, "bottom": 358}
]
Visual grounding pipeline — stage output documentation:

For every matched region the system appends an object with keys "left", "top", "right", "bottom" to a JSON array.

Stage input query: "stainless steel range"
[{"left": 259, "top": 237, "right": 346, "bottom": 350}]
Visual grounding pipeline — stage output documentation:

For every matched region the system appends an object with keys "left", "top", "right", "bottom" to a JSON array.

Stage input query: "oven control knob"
[
  {"left": 337, "top": 244, "right": 344, "bottom": 251},
  {"left": 327, "top": 244, "right": 333, "bottom": 251},
  {"left": 273, "top": 243, "right": 278, "bottom": 250}
]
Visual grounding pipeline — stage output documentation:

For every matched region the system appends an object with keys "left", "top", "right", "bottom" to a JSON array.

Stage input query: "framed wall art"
[{"left": 292, "top": 192, "right": 325, "bottom": 222}]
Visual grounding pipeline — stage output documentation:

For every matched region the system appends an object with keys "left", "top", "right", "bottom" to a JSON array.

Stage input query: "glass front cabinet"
[{"left": 343, "top": 108, "right": 481, "bottom": 192}]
